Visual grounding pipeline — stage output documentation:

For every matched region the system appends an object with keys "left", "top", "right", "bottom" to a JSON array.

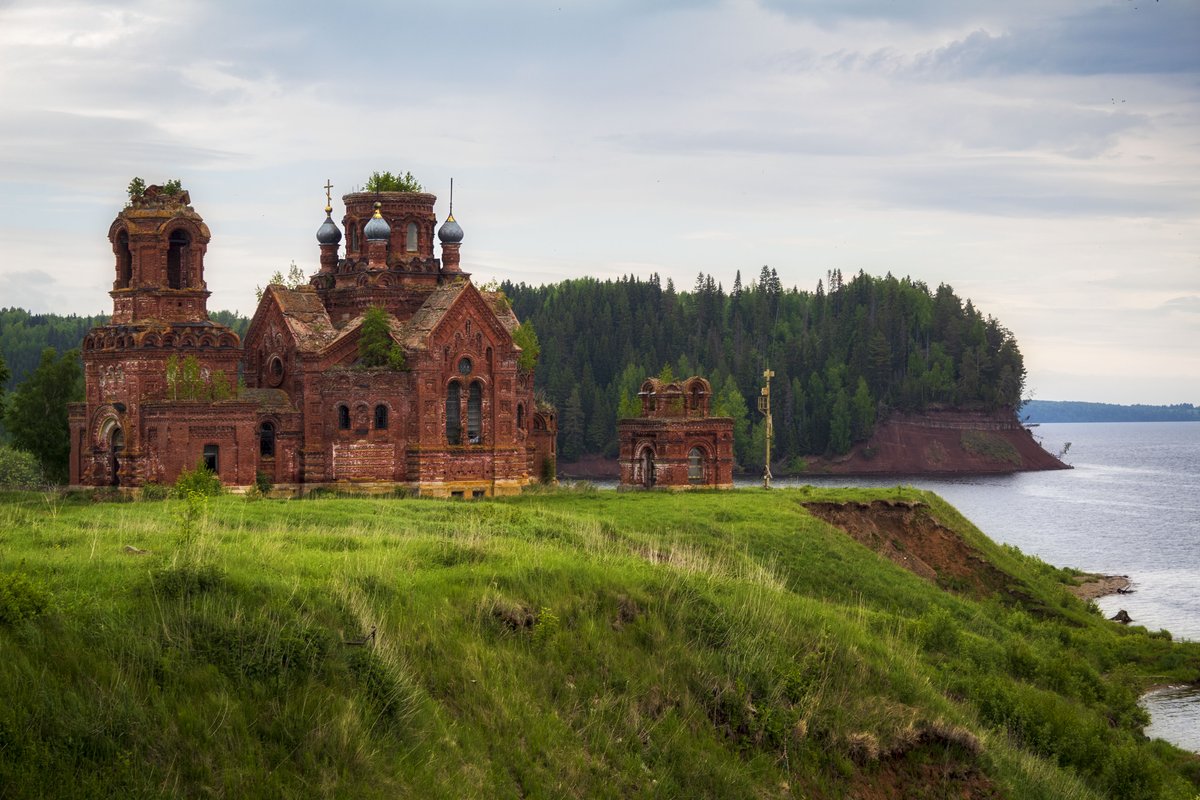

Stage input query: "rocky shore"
[{"left": 1068, "top": 573, "right": 1133, "bottom": 601}]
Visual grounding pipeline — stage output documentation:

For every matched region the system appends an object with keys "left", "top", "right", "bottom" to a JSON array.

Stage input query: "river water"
[{"left": 590, "top": 421, "right": 1200, "bottom": 751}]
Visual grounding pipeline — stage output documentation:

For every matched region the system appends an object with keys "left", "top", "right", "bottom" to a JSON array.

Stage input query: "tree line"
[
  {"left": 1, "top": 268, "right": 1025, "bottom": 483},
  {"left": 503, "top": 267, "right": 1026, "bottom": 468}
]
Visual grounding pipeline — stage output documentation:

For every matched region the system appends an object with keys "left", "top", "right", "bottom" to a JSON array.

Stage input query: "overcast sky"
[{"left": 0, "top": 0, "right": 1196, "bottom": 403}]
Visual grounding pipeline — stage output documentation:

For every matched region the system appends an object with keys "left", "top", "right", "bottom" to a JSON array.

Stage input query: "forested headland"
[{"left": 504, "top": 268, "right": 1026, "bottom": 467}]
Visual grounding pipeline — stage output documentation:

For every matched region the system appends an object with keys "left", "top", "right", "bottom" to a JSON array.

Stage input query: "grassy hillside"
[{"left": 1, "top": 488, "right": 1197, "bottom": 799}]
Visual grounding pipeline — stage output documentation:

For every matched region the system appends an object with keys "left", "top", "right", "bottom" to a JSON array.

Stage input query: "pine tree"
[{"left": 559, "top": 387, "right": 585, "bottom": 462}]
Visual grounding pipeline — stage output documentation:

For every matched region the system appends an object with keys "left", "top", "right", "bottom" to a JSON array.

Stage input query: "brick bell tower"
[{"left": 69, "top": 183, "right": 242, "bottom": 487}]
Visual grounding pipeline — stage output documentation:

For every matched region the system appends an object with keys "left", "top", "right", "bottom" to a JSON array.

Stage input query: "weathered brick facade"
[
  {"left": 69, "top": 184, "right": 555, "bottom": 496},
  {"left": 617, "top": 376, "right": 734, "bottom": 489}
]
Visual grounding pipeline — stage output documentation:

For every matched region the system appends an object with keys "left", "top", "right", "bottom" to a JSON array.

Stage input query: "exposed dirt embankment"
[
  {"left": 804, "top": 499, "right": 1010, "bottom": 598},
  {"left": 802, "top": 409, "right": 1069, "bottom": 476}
]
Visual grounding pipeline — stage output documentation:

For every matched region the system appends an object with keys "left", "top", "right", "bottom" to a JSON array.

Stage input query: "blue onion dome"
[
  {"left": 438, "top": 213, "right": 464, "bottom": 244},
  {"left": 316, "top": 205, "right": 342, "bottom": 245},
  {"left": 364, "top": 202, "right": 390, "bottom": 241}
]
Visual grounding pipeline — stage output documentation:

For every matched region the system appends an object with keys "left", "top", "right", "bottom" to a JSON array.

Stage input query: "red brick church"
[{"left": 68, "top": 182, "right": 556, "bottom": 496}]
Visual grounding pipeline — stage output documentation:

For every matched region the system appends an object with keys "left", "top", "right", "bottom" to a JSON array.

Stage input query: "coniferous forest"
[
  {"left": 2, "top": 270, "right": 1024, "bottom": 471},
  {"left": 503, "top": 268, "right": 1026, "bottom": 468}
]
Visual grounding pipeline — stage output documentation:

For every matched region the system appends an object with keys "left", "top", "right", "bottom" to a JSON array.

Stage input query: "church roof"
[
  {"left": 238, "top": 387, "right": 297, "bottom": 412},
  {"left": 264, "top": 285, "right": 338, "bottom": 350},
  {"left": 400, "top": 282, "right": 468, "bottom": 349}
]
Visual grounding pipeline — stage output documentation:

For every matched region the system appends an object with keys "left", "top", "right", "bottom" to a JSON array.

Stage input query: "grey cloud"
[
  {"left": 1160, "top": 296, "right": 1200, "bottom": 315},
  {"left": 916, "top": 6, "right": 1200, "bottom": 78},
  {"left": 878, "top": 160, "right": 1195, "bottom": 218}
]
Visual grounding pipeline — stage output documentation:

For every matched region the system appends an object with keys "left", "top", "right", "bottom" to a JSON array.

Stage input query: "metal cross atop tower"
[
  {"left": 323, "top": 179, "right": 334, "bottom": 213},
  {"left": 758, "top": 368, "right": 775, "bottom": 489}
]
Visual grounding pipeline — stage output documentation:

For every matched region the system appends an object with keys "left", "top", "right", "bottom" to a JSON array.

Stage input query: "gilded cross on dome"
[{"left": 323, "top": 179, "right": 333, "bottom": 213}]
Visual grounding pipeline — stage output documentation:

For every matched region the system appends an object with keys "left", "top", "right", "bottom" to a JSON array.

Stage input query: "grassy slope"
[{"left": 0, "top": 487, "right": 1198, "bottom": 799}]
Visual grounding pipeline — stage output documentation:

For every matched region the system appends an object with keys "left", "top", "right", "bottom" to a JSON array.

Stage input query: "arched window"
[
  {"left": 259, "top": 421, "right": 276, "bottom": 458},
  {"left": 517, "top": 403, "right": 525, "bottom": 430},
  {"left": 167, "top": 229, "right": 189, "bottom": 289},
  {"left": 688, "top": 447, "right": 704, "bottom": 483},
  {"left": 337, "top": 404, "right": 350, "bottom": 430},
  {"left": 348, "top": 222, "right": 358, "bottom": 253},
  {"left": 446, "top": 382, "right": 461, "bottom": 444},
  {"left": 406, "top": 221, "right": 418, "bottom": 252},
  {"left": 116, "top": 230, "right": 132, "bottom": 288},
  {"left": 467, "top": 381, "right": 482, "bottom": 444},
  {"left": 374, "top": 404, "right": 388, "bottom": 430}
]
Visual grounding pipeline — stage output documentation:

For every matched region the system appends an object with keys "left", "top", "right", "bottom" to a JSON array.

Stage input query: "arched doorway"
[
  {"left": 109, "top": 427, "right": 124, "bottom": 487},
  {"left": 637, "top": 444, "right": 656, "bottom": 488}
]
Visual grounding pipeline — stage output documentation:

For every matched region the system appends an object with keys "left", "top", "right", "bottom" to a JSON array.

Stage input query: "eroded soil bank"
[
  {"left": 800, "top": 409, "right": 1069, "bottom": 475},
  {"left": 802, "top": 498, "right": 1011, "bottom": 598}
]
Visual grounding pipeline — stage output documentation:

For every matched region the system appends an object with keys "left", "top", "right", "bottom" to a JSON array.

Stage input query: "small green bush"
[
  {"left": 0, "top": 572, "right": 52, "bottom": 625},
  {"left": 0, "top": 446, "right": 44, "bottom": 489},
  {"left": 254, "top": 470, "right": 273, "bottom": 496},
  {"left": 174, "top": 462, "right": 222, "bottom": 498}
]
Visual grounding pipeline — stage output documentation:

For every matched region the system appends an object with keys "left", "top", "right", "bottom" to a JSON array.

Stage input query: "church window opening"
[
  {"left": 267, "top": 355, "right": 284, "bottom": 386},
  {"left": 688, "top": 447, "right": 704, "bottom": 483},
  {"left": 116, "top": 230, "right": 132, "bottom": 288},
  {"left": 406, "top": 222, "right": 418, "bottom": 252},
  {"left": 203, "top": 444, "right": 219, "bottom": 474},
  {"left": 517, "top": 403, "right": 525, "bottom": 430},
  {"left": 446, "top": 382, "right": 462, "bottom": 444},
  {"left": 259, "top": 421, "right": 276, "bottom": 458},
  {"left": 458, "top": 357, "right": 472, "bottom": 376},
  {"left": 467, "top": 381, "right": 482, "bottom": 444},
  {"left": 337, "top": 404, "right": 351, "bottom": 430},
  {"left": 167, "top": 229, "right": 190, "bottom": 289},
  {"left": 375, "top": 404, "right": 389, "bottom": 430}
]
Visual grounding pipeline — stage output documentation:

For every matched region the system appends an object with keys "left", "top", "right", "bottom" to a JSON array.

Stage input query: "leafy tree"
[
  {"left": 358, "top": 306, "right": 406, "bottom": 370},
  {"left": 364, "top": 170, "right": 424, "bottom": 192},
  {"left": 127, "top": 177, "right": 146, "bottom": 199},
  {"left": 829, "top": 388, "right": 852, "bottom": 455},
  {"left": 0, "top": 445, "right": 43, "bottom": 488},
  {"left": 255, "top": 261, "right": 309, "bottom": 302},
  {"left": 6, "top": 347, "right": 82, "bottom": 483},
  {"left": 162, "top": 178, "right": 183, "bottom": 196},
  {"left": 712, "top": 375, "right": 750, "bottom": 467},
  {"left": 165, "top": 355, "right": 235, "bottom": 401},
  {"left": 851, "top": 377, "right": 875, "bottom": 441},
  {"left": 513, "top": 321, "right": 540, "bottom": 373}
]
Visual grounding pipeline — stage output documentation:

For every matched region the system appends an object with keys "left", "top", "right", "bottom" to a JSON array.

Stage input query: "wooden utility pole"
[{"left": 758, "top": 368, "right": 774, "bottom": 489}]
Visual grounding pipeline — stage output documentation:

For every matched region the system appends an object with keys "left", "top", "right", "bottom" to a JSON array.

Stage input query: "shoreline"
[{"left": 1068, "top": 573, "right": 1132, "bottom": 601}]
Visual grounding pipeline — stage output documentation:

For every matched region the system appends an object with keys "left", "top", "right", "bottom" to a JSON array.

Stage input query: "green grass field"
[{"left": 1, "top": 487, "right": 1198, "bottom": 799}]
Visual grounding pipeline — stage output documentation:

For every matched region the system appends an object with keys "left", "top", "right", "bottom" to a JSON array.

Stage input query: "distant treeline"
[
  {"left": 1022, "top": 400, "right": 1200, "bottom": 424},
  {"left": 3, "top": 270, "right": 1025, "bottom": 468},
  {"left": 504, "top": 268, "right": 1026, "bottom": 466},
  {"left": 0, "top": 308, "right": 249, "bottom": 391}
]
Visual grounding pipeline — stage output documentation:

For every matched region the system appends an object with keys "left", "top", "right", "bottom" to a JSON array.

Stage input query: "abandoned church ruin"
[
  {"left": 617, "top": 376, "right": 733, "bottom": 489},
  {"left": 68, "top": 182, "right": 556, "bottom": 496}
]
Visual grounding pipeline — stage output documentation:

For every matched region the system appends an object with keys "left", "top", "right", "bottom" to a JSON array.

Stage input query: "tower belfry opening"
[{"left": 167, "top": 229, "right": 190, "bottom": 289}]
